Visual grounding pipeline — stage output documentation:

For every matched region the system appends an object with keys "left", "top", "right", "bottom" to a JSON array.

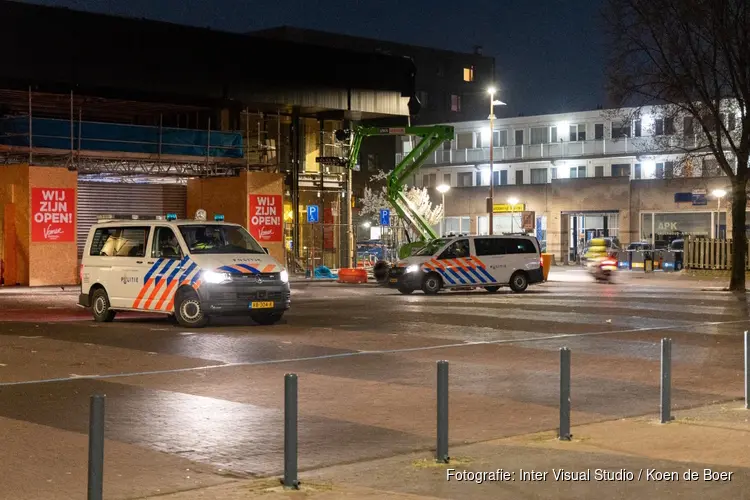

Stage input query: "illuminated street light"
[
  {"left": 487, "top": 86, "right": 507, "bottom": 234},
  {"left": 362, "top": 221, "right": 371, "bottom": 228},
  {"left": 508, "top": 197, "right": 519, "bottom": 233},
  {"left": 437, "top": 184, "right": 450, "bottom": 236}
]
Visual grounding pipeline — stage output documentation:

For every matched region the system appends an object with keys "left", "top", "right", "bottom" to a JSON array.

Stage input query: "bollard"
[
  {"left": 745, "top": 332, "right": 749, "bottom": 410},
  {"left": 559, "top": 348, "right": 571, "bottom": 440},
  {"left": 283, "top": 373, "right": 299, "bottom": 489},
  {"left": 87, "top": 394, "right": 105, "bottom": 500},
  {"left": 660, "top": 338, "right": 673, "bottom": 423},
  {"left": 436, "top": 360, "right": 449, "bottom": 463}
]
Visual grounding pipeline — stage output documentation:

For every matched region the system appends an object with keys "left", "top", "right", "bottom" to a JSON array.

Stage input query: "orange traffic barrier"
[{"left": 337, "top": 268, "right": 368, "bottom": 284}]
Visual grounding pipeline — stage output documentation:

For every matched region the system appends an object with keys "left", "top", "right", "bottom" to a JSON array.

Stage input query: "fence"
[
  {"left": 684, "top": 236, "right": 750, "bottom": 270},
  {"left": 285, "top": 222, "right": 352, "bottom": 274},
  {"left": 285, "top": 222, "right": 403, "bottom": 274},
  {"left": 75, "top": 333, "right": 749, "bottom": 496}
]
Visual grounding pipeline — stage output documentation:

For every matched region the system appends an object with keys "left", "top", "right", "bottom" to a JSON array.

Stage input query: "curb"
[{"left": 0, "top": 285, "right": 80, "bottom": 294}]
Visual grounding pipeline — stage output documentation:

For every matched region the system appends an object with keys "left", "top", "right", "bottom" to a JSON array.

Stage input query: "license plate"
[
  {"left": 250, "top": 301, "right": 274, "bottom": 309},
  {"left": 389, "top": 278, "right": 398, "bottom": 283}
]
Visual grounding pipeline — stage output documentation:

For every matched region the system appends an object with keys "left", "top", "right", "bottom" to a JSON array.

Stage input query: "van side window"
[
  {"left": 506, "top": 239, "right": 537, "bottom": 254},
  {"left": 474, "top": 238, "right": 506, "bottom": 256},
  {"left": 152, "top": 227, "right": 183, "bottom": 259},
  {"left": 90, "top": 227, "right": 150, "bottom": 257},
  {"left": 438, "top": 239, "right": 470, "bottom": 259}
]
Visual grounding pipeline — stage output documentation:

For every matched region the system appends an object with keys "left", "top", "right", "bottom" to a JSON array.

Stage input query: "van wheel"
[
  {"left": 175, "top": 289, "right": 208, "bottom": 328},
  {"left": 398, "top": 285, "right": 414, "bottom": 295},
  {"left": 421, "top": 272, "right": 443, "bottom": 295},
  {"left": 251, "top": 312, "right": 283, "bottom": 325},
  {"left": 484, "top": 286, "right": 500, "bottom": 293},
  {"left": 509, "top": 272, "right": 529, "bottom": 293},
  {"left": 91, "top": 288, "right": 116, "bottom": 322}
]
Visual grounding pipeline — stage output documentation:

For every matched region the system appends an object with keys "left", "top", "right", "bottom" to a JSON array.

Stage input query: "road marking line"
[{"left": 0, "top": 318, "right": 748, "bottom": 388}]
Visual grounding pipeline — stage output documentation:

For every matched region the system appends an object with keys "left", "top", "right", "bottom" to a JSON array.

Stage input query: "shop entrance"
[{"left": 564, "top": 211, "right": 620, "bottom": 262}]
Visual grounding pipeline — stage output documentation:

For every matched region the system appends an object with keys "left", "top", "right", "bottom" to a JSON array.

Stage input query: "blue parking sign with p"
[
  {"left": 379, "top": 209, "right": 390, "bottom": 226},
  {"left": 307, "top": 205, "right": 319, "bottom": 223}
]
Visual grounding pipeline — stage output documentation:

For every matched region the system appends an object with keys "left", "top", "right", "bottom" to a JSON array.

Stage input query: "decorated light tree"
[{"left": 359, "top": 170, "right": 443, "bottom": 257}]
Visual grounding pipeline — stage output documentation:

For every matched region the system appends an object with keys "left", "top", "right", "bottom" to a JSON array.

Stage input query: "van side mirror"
[{"left": 263, "top": 247, "right": 269, "bottom": 254}]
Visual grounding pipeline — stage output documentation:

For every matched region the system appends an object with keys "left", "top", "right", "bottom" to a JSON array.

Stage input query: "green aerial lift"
[{"left": 333, "top": 125, "right": 455, "bottom": 259}]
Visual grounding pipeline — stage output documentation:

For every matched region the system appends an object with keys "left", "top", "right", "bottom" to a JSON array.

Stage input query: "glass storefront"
[
  {"left": 444, "top": 216, "right": 470, "bottom": 235},
  {"left": 640, "top": 212, "right": 726, "bottom": 246},
  {"left": 477, "top": 214, "right": 522, "bottom": 235},
  {"left": 568, "top": 212, "right": 620, "bottom": 261},
  {"left": 477, "top": 214, "right": 547, "bottom": 251}
]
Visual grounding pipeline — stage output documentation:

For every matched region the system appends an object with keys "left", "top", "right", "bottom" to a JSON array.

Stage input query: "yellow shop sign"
[{"left": 493, "top": 203, "right": 525, "bottom": 213}]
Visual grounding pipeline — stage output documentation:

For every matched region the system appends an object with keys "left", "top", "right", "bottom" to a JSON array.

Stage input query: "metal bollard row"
[
  {"left": 436, "top": 360, "right": 450, "bottom": 463},
  {"left": 559, "top": 347, "right": 571, "bottom": 440},
  {"left": 85, "top": 334, "right": 750, "bottom": 491},
  {"left": 745, "top": 332, "right": 749, "bottom": 410},
  {"left": 88, "top": 394, "right": 105, "bottom": 500},
  {"left": 283, "top": 373, "right": 299, "bottom": 489},
  {"left": 661, "top": 338, "right": 673, "bottom": 423}
]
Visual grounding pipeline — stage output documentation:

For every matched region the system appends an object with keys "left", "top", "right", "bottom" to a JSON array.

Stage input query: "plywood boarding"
[
  {"left": 186, "top": 176, "right": 246, "bottom": 226},
  {"left": 246, "top": 172, "right": 284, "bottom": 264},
  {"left": 29, "top": 167, "right": 78, "bottom": 286},
  {"left": 0, "top": 164, "right": 30, "bottom": 285}
]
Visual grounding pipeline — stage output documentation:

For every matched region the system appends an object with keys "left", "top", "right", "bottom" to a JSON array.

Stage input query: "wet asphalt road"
[{"left": 0, "top": 271, "right": 748, "bottom": 482}]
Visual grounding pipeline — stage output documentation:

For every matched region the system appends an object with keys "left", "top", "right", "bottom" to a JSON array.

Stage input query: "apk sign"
[
  {"left": 31, "top": 188, "right": 75, "bottom": 242},
  {"left": 248, "top": 194, "right": 282, "bottom": 242}
]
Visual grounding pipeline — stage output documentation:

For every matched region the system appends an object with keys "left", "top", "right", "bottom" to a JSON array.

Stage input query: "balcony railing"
[{"left": 396, "top": 136, "right": 696, "bottom": 165}]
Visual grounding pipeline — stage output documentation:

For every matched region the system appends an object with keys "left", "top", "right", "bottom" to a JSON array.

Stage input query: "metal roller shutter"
[{"left": 76, "top": 182, "right": 187, "bottom": 257}]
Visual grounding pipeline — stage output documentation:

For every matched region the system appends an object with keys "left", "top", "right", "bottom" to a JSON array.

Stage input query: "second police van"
[
  {"left": 388, "top": 234, "right": 545, "bottom": 295},
  {"left": 78, "top": 209, "right": 290, "bottom": 327}
]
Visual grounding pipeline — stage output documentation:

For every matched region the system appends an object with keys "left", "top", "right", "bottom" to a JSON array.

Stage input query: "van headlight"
[
  {"left": 405, "top": 264, "right": 419, "bottom": 273},
  {"left": 280, "top": 270, "right": 289, "bottom": 283},
  {"left": 202, "top": 270, "right": 231, "bottom": 284}
]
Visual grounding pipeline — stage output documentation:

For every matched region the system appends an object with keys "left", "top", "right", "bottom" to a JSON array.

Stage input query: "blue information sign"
[
  {"left": 379, "top": 209, "right": 390, "bottom": 226},
  {"left": 307, "top": 205, "right": 319, "bottom": 223}
]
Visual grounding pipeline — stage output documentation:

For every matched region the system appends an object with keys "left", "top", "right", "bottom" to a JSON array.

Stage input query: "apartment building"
[{"left": 398, "top": 107, "right": 741, "bottom": 263}]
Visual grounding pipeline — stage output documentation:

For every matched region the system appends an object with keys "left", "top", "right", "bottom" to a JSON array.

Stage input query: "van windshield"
[
  {"left": 178, "top": 224, "right": 265, "bottom": 254},
  {"left": 415, "top": 238, "right": 451, "bottom": 256}
]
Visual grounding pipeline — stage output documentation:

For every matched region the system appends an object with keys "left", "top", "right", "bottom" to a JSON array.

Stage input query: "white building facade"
[{"left": 396, "top": 107, "right": 742, "bottom": 263}]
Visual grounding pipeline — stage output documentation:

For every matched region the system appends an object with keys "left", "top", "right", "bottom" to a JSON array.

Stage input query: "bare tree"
[{"left": 605, "top": 0, "right": 750, "bottom": 290}]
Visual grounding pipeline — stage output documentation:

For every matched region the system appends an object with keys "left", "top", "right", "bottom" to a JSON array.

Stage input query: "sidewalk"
[
  {"left": 142, "top": 401, "right": 750, "bottom": 499},
  {"left": 0, "top": 284, "right": 79, "bottom": 294}
]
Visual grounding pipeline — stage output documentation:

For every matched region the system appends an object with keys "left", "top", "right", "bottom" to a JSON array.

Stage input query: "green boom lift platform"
[{"left": 320, "top": 125, "right": 454, "bottom": 261}]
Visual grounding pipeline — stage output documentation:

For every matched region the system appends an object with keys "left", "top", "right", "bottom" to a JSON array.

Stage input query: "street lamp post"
[
  {"left": 487, "top": 87, "right": 506, "bottom": 235},
  {"left": 437, "top": 184, "right": 450, "bottom": 237},
  {"left": 508, "top": 197, "right": 519, "bottom": 233},
  {"left": 712, "top": 189, "right": 727, "bottom": 238}
]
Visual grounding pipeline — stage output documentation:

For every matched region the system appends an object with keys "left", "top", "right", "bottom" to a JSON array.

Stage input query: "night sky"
[{"left": 23, "top": 0, "right": 607, "bottom": 117}]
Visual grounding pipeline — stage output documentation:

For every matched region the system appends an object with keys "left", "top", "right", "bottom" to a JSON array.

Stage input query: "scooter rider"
[{"left": 584, "top": 238, "right": 611, "bottom": 281}]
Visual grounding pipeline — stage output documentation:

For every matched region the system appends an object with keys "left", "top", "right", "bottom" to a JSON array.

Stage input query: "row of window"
[
  {"left": 434, "top": 114, "right": 739, "bottom": 149},
  {"left": 421, "top": 161, "right": 690, "bottom": 187}
]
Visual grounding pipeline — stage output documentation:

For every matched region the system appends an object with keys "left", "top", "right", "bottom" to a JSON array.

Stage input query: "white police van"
[
  {"left": 388, "top": 234, "right": 544, "bottom": 295},
  {"left": 78, "top": 209, "right": 290, "bottom": 327}
]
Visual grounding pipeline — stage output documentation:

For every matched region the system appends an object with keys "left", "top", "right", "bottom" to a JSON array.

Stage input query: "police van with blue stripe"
[
  {"left": 388, "top": 234, "right": 545, "bottom": 295},
  {"left": 78, "top": 209, "right": 290, "bottom": 327}
]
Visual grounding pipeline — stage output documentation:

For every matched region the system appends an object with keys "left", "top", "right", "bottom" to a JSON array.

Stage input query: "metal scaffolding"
[{"left": 0, "top": 88, "right": 283, "bottom": 177}]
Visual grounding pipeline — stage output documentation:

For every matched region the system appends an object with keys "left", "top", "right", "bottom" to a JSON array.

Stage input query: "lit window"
[{"left": 463, "top": 66, "right": 475, "bottom": 82}]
